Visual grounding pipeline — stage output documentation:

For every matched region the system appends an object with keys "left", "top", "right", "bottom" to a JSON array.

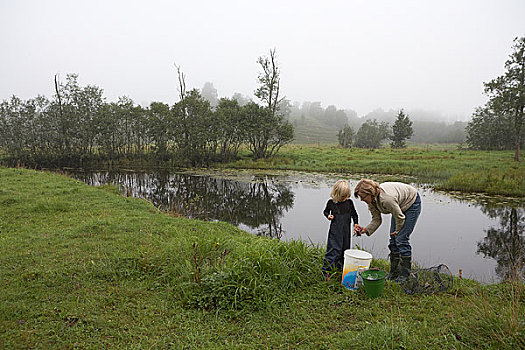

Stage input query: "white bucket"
[{"left": 342, "top": 249, "right": 373, "bottom": 290}]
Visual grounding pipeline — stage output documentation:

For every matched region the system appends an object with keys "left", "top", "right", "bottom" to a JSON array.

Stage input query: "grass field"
[
  {"left": 290, "top": 119, "right": 340, "bottom": 144},
  {"left": 1, "top": 167, "right": 523, "bottom": 348},
  {"left": 222, "top": 144, "right": 525, "bottom": 197}
]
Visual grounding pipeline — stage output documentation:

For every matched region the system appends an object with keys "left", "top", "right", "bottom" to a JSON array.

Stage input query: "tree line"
[
  {"left": 337, "top": 109, "right": 414, "bottom": 149},
  {"left": 291, "top": 103, "right": 467, "bottom": 145},
  {"left": 0, "top": 51, "right": 293, "bottom": 168}
]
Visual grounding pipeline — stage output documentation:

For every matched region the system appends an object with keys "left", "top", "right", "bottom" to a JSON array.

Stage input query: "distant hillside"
[
  {"left": 289, "top": 113, "right": 466, "bottom": 145},
  {"left": 290, "top": 117, "right": 339, "bottom": 144}
]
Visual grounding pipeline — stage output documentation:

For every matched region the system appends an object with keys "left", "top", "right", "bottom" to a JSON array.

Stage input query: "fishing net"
[{"left": 400, "top": 264, "right": 454, "bottom": 295}]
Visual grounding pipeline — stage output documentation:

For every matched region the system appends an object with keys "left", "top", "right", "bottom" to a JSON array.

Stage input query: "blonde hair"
[
  {"left": 354, "top": 179, "right": 381, "bottom": 200},
  {"left": 331, "top": 180, "right": 351, "bottom": 203}
]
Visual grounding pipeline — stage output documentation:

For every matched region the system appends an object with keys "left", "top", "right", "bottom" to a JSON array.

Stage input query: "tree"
[
  {"left": 201, "top": 82, "right": 218, "bottom": 108},
  {"left": 242, "top": 102, "right": 293, "bottom": 159},
  {"left": 324, "top": 105, "right": 337, "bottom": 125},
  {"left": 277, "top": 98, "right": 292, "bottom": 119},
  {"left": 466, "top": 107, "right": 514, "bottom": 150},
  {"left": 172, "top": 66, "right": 215, "bottom": 165},
  {"left": 146, "top": 101, "right": 171, "bottom": 159},
  {"left": 214, "top": 98, "right": 244, "bottom": 161},
  {"left": 249, "top": 49, "right": 294, "bottom": 159},
  {"left": 55, "top": 74, "right": 106, "bottom": 156},
  {"left": 172, "top": 89, "right": 214, "bottom": 166},
  {"left": 255, "top": 48, "right": 283, "bottom": 118},
  {"left": 354, "top": 119, "right": 390, "bottom": 149},
  {"left": 323, "top": 105, "right": 349, "bottom": 128},
  {"left": 0, "top": 96, "right": 35, "bottom": 160},
  {"left": 338, "top": 125, "right": 355, "bottom": 148},
  {"left": 467, "top": 37, "right": 525, "bottom": 161},
  {"left": 231, "top": 92, "right": 252, "bottom": 106},
  {"left": 97, "top": 101, "right": 122, "bottom": 158},
  {"left": 477, "top": 206, "right": 524, "bottom": 281},
  {"left": 307, "top": 102, "right": 324, "bottom": 121},
  {"left": 334, "top": 109, "right": 349, "bottom": 129},
  {"left": 390, "top": 109, "right": 414, "bottom": 148}
]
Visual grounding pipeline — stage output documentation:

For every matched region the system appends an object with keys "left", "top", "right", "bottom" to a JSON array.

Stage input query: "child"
[{"left": 322, "top": 180, "right": 359, "bottom": 278}]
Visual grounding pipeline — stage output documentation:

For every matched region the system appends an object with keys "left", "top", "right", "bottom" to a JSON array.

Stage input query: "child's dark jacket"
[{"left": 322, "top": 199, "right": 359, "bottom": 271}]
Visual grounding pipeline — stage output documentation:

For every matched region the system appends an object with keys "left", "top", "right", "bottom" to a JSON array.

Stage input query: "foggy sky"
[{"left": 1, "top": 0, "right": 524, "bottom": 120}]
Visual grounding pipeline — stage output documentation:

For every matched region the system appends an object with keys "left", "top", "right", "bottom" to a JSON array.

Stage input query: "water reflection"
[
  {"left": 75, "top": 171, "right": 294, "bottom": 239},
  {"left": 476, "top": 206, "right": 525, "bottom": 281},
  {"left": 71, "top": 170, "right": 525, "bottom": 283}
]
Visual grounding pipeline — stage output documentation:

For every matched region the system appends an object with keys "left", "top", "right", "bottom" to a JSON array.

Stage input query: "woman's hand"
[{"left": 390, "top": 230, "right": 399, "bottom": 237}]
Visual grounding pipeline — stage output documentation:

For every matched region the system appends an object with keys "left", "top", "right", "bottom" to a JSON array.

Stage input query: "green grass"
[
  {"left": 221, "top": 144, "right": 525, "bottom": 197},
  {"left": 1, "top": 167, "right": 524, "bottom": 348}
]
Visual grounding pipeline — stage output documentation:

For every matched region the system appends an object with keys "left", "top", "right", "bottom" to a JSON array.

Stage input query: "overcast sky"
[{"left": 1, "top": 0, "right": 524, "bottom": 120}]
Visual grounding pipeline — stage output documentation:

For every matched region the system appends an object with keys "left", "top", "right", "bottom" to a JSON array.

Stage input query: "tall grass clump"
[
  {"left": 440, "top": 168, "right": 525, "bottom": 196},
  {"left": 451, "top": 282, "right": 525, "bottom": 348},
  {"left": 183, "top": 238, "right": 325, "bottom": 311}
]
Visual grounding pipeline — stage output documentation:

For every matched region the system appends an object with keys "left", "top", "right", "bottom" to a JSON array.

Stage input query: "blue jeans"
[{"left": 388, "top": 193, "right": 421, "bottom": 257}]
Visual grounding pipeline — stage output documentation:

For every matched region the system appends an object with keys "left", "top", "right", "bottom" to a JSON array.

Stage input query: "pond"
[{"left": 70, "top": 169, "right": 525, "bottom": 284}]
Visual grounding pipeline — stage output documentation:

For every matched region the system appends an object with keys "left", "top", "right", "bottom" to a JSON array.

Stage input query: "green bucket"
[{"left": 361, "top": 269, "right": 386, "bottom": 298}]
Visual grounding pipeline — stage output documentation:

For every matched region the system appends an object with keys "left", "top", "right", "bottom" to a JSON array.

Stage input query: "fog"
[{"left": 1, "top": 0, "right": 524, "bottom": 121}]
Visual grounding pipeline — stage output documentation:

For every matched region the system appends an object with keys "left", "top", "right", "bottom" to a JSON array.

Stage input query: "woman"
[{"left": 353, "top": 179, "right": 421, "bottom": 281}]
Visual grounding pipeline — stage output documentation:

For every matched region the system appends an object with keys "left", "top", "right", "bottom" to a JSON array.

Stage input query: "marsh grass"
[
  {"left": 1, "top": 167, "right": 523, "bottom": 348},
  {"left": 221, "top": 145, "right": 525, "bottom": 197}
]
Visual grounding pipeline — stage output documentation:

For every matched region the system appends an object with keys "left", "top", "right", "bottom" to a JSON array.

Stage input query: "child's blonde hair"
[
  {"left": 353, "top": 179, "right": 381, "bottom": 200},
  {"left": 331, "top": 180, "right": 351, "bottom": 203}
]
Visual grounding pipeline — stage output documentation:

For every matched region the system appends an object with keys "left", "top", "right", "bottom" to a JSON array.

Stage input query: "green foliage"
[
  {"left": 338, "top": 125, "right": 355, "bottom": 148},
  {"left": 214, "top": 98, "right": 244, "bottom": 161},
  {"left": 243, "top": 102, "right": 294, "bottom": 159},
  {"left": 390, "top": 109, "right": 414, "bottom": 148},
  {"left": 173, "top": 89, "right": 215, "bottom": 166},
  {"left": 147, "top": 101, "right": 171, "bottom": 158},
  {"left": 440, "top": 168, "right": 525, "bottom": 196},
  {"left": 289, "top": 101, "right": 356, "bottom": 131},
  {"left": 467, "top": 37, "right": 525, "bottom": 161},
  {"left": 186, "top": 239, "right": 323, "bottom": 310},
  {"left": 355, "top": 119, "right": 391, "bottom": 149},
  {"left": 0, "top": 73, "right": 295, "bottom": 167},
  {"left": 255, "top": 48, "right": 282, "bottom": 117},
  {"left": 250, "top": 49, "right": 294, "bottom": 159}
]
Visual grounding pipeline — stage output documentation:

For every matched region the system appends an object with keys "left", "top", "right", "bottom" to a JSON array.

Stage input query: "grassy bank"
[
  {"left": 221, "top": 144, "right": 525, "bottom": 197},
  {"left": 1, "top": 168, "right": 524, "bottom": 348}
]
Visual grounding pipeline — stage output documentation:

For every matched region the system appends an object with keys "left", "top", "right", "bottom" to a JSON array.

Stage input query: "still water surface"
[{"left": 71, "top": 169, "right": 525, "bottom": 284}]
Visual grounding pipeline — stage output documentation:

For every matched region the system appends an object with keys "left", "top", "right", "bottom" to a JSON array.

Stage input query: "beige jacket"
[{"left": 365, "top": 182, "right": 418, "bottom": 235}]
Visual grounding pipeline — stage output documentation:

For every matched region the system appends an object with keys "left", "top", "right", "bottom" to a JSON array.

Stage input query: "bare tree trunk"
[
  {"left": 54, "top": 74, "right": 65, "bottom": 153},
  {"left": 175, "top": 64, "right": 186, "bottom": 101}
]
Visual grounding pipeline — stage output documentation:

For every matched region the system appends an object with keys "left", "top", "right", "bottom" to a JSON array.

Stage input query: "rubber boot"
[
  {"left": 397, "top": 255, "right": 412, "bottom": 282},
  {"left": 387, "top": 252, "right": 401, "bottom": 280}
]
